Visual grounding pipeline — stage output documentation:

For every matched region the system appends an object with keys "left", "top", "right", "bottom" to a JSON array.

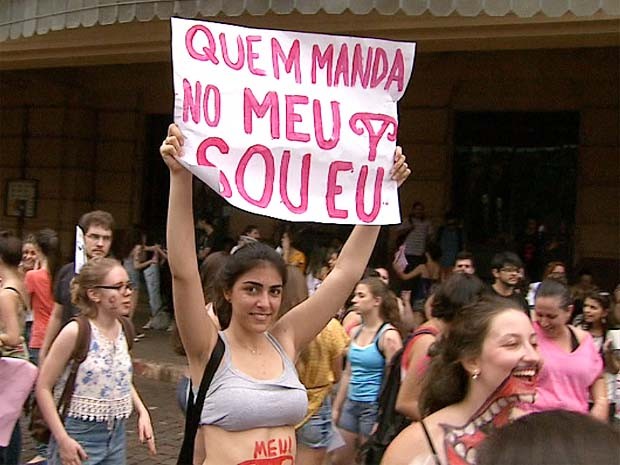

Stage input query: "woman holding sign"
[{"left": 161, "top": 123, "right": 410, "bottom": 465}]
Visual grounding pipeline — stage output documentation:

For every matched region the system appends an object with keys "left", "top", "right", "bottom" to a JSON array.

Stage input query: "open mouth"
[
  {"left": 511, "top": 367, "right": 538, "bottom": 384},
  {"left": 443, "top": 366, "right": 540, "bottom": 465}
]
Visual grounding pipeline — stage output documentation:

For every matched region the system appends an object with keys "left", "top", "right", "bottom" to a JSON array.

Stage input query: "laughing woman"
[
  {"left": 524, "top": 280, "right": 608, "bottom": 421},
  {"left": 160, "top": 123, "right": 410, "bottom": 465},
  {"left": 383, "top": 297, "right": 541, "bottom": 465}
]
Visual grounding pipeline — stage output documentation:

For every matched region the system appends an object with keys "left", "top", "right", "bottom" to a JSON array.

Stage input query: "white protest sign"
[
  {"left": 74, "top": 226, "right": 86, "bottom": 274},
  {"left": 171, "top": 18, "right": 415, "bottom": 224}
]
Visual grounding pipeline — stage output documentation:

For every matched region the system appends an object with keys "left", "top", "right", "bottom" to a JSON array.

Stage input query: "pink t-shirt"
[
  {"left": 525, "top": 322, "right": 603, "bottom": 415},
  {"left": 24, "top": 268, "right": 53, "bottom": 349}
]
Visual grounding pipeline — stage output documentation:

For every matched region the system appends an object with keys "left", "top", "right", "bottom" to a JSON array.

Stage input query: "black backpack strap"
[
  {"left": 177, "top": 335, "right": 224, "bottom": 465},
  {"left": 374, "top": 322, "right": 395, "bottom": 358},
  {"left": 59, "top": 316, "right": 91, "bottom": 419}
]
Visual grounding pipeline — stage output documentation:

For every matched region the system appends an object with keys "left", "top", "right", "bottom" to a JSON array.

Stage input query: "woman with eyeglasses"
[
  {"left": 36, "top": 258, "right": 156, "bottom": 465},
  {"left": 523, "top": 279, "right": 608, "bottom": 421}
]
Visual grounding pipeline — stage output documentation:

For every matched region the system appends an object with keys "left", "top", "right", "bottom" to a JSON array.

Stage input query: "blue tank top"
[{"left": 347, "top": 323, "right": 392, "bottom": 402}]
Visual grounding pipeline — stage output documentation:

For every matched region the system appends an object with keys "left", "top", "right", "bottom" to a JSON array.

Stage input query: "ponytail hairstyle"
[
  {"left": 535, "top": 279, "right": 572, "bottom": 310},
  {"left": 357, "top": 276, "right": 404, "bottom": 337},
  {"left": 420, "top": 296, "right": 521, "bottom": 416},
  {"left": 34, "top": 228, "right": 60, "bottom": 293},
  {"left": 71, "top": 258, "right": 119, "bottom": 317},
  {"left": 212, "top": 241, "right": 286, "bottom": 330}
]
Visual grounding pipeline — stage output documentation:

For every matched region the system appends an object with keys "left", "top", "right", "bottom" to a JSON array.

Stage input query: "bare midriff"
[{"left": 201, "top": 424, "right": 296, "bottom": 465}]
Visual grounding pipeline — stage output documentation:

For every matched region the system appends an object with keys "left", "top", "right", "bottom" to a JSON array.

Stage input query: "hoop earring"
[{"left": 472, "top": 370, "right": 480, "bottom": 380}]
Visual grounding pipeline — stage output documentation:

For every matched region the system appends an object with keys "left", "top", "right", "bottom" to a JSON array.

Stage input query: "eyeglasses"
[
  {"left": 93, "top": 282, "right": 134, "bottom": 293},
  {"left": 85, "top": 233, "right": 112, "bottom": 243}
]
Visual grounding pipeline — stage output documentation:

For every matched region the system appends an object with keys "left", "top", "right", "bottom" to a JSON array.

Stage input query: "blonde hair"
[{"left": 70, "top": 258, "right": 120, "bottom": 317}]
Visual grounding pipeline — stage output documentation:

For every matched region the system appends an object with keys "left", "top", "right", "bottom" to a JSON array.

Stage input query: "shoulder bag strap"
[
  {"left": 59, "top": 316, "right": 91, "bottom": 419},
  {"left": 374, "top": 322, "right": 392, "bottom": 357},
  {"left": 177, "top": 335, "right": 225, "bottom": 465},
  {"left": 118, "top": 316, "right": 135, "bottom": 350}
]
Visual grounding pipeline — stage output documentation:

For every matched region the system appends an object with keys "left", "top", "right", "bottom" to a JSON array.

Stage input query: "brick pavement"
[
  {"left": 20, "top": 375, "right": 185, "bottom": 465},
  {"left": 18, "top": 301, "right": 190, "bottom": 464}
]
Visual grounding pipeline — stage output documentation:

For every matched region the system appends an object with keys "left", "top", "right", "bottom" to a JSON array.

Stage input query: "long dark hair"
[
  {"left": 34, "top": 228, "right": 60, "bottom": 293},
  {"left": 212, "top": 242, "right": 286, "bottom": 330},
  {"left": 420, "top": 296, "right": 521, "bottom": 416},
  {"left": 535, "top": 279, "right": 572, "bottom": 309},
  {"left": 582, "top": 290, "right": 612, "bottom": 352},
  {"left": 478, "top": 410, "right": 620, "bottom": 465},
  {"left": 431, "top": 273, "right": 485, "bottom": 322}
]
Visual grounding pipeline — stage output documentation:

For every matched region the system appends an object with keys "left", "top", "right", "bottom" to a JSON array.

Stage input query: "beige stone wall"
[{"left": 1, "top": 47, "right": 617, "bottom": 269}]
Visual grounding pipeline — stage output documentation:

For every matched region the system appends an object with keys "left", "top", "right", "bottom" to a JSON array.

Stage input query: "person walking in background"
[
  {"left": 453, "top": 251, "right": 476, "bottom": 275},
  {"left": 395, "top": 242, "right": 442, "bottom": 312},
  {"left": 396, "top": 273, "right": 485, "bottom": 421},
  {"left": 36, "top": 258, "right": 156, "bottom": 464},
  {"left": 580, "top": 291, "right": 620, "bottom": 422},
  {"left": 524, "top": 280, "right": 608, "bottom": 421},
  {"left": 570, "top": 268, "right": 598, "bottom": 323},
  {"left": 489, "top": 251, "right": 529, "bottom": 311},
  {"left": 295, "top": 317, "right": 349, "bottom": 465},
  {"left": 195, "top": 217, "right": 216, "bottom": 264},
  {"left": 24, "top": 229, "right": 60, "bottom": 465},
  {"left": 280, "top": 227, "right": 307, "bottom": 273},
  {"left": 130, "top": 230, "right": 164, "bottom": 331},
  {"left": 0, "top": 235, "right": 30, "bottom": 465},
  {"left": 25, "top": 229, "right": 60, "bottom": 366},
  {"left": 397, "top": 201, "right": 433, "bottom": 272},
  {"left": 229, "top": 224, "right": 261, "bottom": 254},
  {"left": 437, "top": 212, "right": 464, "bottom": 280},
  {"left": 39, "top": 210, "right": 116, "bottom": 362},
  {"left": 20, "top": 235, "right": 38, "bottom": 347},
  {"left": 332, "top": 277, "right": 404, "bottom": 465}
]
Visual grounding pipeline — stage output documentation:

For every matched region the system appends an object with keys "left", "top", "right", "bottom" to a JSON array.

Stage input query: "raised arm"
[
  {"left": 161, "top": 124, "right": 217, "bottom": 374},
  {"left": 273, "top": 148, "right": 410, "bottom": 354},
  {"left": 396, "top": 263, "right": 424, "bottom": 281}
]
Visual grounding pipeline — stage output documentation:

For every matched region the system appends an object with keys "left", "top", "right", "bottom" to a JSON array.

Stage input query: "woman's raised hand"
[
  {"left": 390, "top": 146, "right": 411, "bottom": 187},
  {"left": 160, "top": 124, "right": 186, "bottom": 173}
]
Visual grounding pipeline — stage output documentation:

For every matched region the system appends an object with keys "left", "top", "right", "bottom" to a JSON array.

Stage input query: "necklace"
[{"left": 231, "top": 333, "right": 265, "bottom": 355}]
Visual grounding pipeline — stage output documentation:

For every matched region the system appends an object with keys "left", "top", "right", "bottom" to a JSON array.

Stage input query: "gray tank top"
[{"left": 199, "top": 331, "right": 308, "bottom": 431}]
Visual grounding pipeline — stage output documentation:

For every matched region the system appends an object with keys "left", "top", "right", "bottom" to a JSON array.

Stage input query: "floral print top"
[{"left": 65, "top": 321, "right": 133, "bottom": 422}]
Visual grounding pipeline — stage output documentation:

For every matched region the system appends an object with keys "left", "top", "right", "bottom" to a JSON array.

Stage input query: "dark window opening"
[{"left": 452, "top": 112, "right": 579, "bottom": 281}]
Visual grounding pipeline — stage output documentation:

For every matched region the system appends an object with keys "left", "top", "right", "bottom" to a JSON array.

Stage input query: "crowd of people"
[{"left": 0, "top": 124, "right": 618, "bottom": 465}]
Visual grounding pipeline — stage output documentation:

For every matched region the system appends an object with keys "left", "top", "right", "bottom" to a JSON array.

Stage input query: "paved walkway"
[
  {"left": 20, "top": 375, "right": 185, "bottom": 465},
  {"left": 19, "top": 300, "right": 190, "bottom": 464}
]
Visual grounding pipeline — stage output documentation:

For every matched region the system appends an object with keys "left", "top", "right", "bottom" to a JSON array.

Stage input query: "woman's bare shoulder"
[{"left": 382, "top": 422, "right": 429, "bottom": 465}]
